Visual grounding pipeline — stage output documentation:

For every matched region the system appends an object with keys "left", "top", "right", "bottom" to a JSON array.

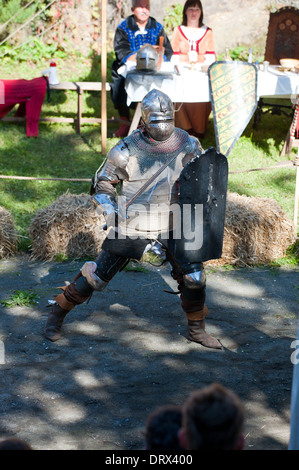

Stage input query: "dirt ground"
[{"left": 0, "top": 254, "right": 298, "bottom": 451}]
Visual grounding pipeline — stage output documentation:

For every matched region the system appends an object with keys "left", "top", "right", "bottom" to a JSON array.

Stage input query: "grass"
[
  {"left": 269, "top": 239, "right": 299, "bottom": 268},
  {"left": 1, "top": 289, "right": 39, "bottom": 307},
  {"left": 0, "top": 56, "right": 298, "bottom": 265}
]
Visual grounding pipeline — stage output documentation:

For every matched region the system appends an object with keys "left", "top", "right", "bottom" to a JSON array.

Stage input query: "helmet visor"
[{"left": 145, "top": 120, "right": 175, "bottom": 141}]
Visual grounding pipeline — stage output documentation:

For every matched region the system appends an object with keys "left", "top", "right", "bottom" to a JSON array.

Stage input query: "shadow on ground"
[{"left": 0, "top": 255, "right": 298, "bottom": 450}]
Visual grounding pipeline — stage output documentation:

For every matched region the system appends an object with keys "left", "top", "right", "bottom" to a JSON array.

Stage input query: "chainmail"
[
  {"left": 123, "top": 127, "right": 191, "bottom": 174},
  {"left": 116, "top": 128, "right": 197, "bottom": 237}
]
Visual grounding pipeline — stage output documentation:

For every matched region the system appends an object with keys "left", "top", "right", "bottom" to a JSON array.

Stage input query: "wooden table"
[{"left": 125, "top": 65, "right": 299, "bottom": 133}]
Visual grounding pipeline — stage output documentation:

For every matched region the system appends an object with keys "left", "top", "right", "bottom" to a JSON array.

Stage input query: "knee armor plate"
[{"left": 183, "top": 263, "right": 206, "bottom": 290}]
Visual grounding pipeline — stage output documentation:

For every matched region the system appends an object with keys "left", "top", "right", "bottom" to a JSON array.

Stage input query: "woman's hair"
[{"left": 182, "top": 0, "right": 204, "bottom": 27}]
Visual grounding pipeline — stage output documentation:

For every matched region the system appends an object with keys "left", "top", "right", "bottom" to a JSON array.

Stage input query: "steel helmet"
[
  {"left": 136, "top": 44, "right": 159, "bottom": 72},
  {"left": 141, "top": 89, "right": 175, "bottom": 141}
]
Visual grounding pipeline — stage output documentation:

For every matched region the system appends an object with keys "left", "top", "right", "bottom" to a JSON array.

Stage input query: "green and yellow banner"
[{"left": 208, "top": 61, "right": 257, "bottom": 156}]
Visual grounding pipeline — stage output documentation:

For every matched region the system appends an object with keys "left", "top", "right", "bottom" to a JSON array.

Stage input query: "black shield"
[{"left": 173, "top": 147, "right": 228, "bottom": 263}]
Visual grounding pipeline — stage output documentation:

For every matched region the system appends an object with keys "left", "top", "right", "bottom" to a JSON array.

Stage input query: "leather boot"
[
  {"left": 188, "top": 319, "right": 222, "bottom": 349},
  {"left": 44, "top": 281, "right": 91, "bottom": 341},
  {"left": 44, "top": 288, "right": 77, "bottom": 342},
  {"left": 44, "top": 303, "right": 69, "bottom": 342}
]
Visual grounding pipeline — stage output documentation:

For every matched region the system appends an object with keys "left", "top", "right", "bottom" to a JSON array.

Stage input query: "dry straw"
[
  {"left": 207, "top": 192, "right": 296, "bottom": 267},
  {"left": 0, "top": 206, "right": 18, "bottom": 258},
  {"left": 29, "top": 192, "right": 106, "bottom": 261},
  {"left": 29, "top": 191, "right": 296, "bottom": 265}
]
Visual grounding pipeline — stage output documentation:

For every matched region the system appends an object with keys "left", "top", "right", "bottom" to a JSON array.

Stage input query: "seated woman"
[{"left": 171, "top": 0, "right": 216, "bottom": 138}]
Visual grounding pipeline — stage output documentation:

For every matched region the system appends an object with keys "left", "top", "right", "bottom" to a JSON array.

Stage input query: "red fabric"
[
  {"left": 0, "top": 77, "right": 47, "bottom": 137},
  {"left": 296, "top": 110, "right": 299, "bottom": 139}
]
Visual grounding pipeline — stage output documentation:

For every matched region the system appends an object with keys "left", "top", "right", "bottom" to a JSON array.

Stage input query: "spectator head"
[
  {"left": 179, "top": 383, "right": 245, "bottom": 450},
  {"left": 182, "top": 0, "right": 204, "bottom": 27},
  {"left": 132, "top": 0, "right": 150, "bottom": 13},
  {"left": 145, "top": 405, "right": 183, "bottom": 451},
  {"left": 0, "top": 437, "right": 32, "bottom": 450}
]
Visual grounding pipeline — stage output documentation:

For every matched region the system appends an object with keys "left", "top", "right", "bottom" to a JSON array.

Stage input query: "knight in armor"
[{"left": 44, "top": 89, "right": 225, "bottom": 350}]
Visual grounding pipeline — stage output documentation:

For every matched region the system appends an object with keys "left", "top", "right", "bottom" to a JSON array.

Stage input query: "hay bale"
[
  {"left": 29, "top": 193, "right": 106, "bottom": 261},
  {"left": 29, "top": 191, "right": 296, "bottom": 266},
  {"left": 0, "top": 206, "right": 18, "bottom": 258},
  {"left": 207, "top": 192, "right": 296, "bottom": 267}
]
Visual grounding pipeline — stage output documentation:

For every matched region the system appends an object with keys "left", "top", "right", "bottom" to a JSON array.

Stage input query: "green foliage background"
[{"left": 0, "top": 0, "right": 36, "bottom": 23}]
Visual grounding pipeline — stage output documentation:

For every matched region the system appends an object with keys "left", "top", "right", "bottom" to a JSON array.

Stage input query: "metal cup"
[{"left": 263, "top": 61, "right": 269, "bottom": 72}]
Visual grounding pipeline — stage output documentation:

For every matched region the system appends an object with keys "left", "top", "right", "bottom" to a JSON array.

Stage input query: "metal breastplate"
[{"left": 119, "top": 129, "right": 192, "bottom": 237}]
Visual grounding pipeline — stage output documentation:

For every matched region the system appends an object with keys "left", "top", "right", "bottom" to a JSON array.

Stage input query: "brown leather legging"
[{"left": 57, "top": 247, "right": 207, "bottom": 321}]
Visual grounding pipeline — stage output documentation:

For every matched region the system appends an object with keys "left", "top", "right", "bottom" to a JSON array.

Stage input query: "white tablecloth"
[
  {"left": 257, "top": 66, "right": 299, "bottom": 99},
  {"left": 123, "top": 63, "right": 299, "bottom": 105}
]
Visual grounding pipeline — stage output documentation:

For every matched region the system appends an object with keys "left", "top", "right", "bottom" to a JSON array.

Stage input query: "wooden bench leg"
[{"left": 77, "top": 87, "right": 82, "bottom": 133}]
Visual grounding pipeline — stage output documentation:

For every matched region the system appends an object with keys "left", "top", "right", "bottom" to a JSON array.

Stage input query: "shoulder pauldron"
[{"left": 98, "top": 140, "right": 130, "bottom": 181}]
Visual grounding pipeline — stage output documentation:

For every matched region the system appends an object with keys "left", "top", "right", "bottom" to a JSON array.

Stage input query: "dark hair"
[
  {"left": 145, "top": 405, "right": 183, "bottom": 451},
  {"left": 0, "top": 437, "right": 32, "bottom": 450},
  {"left": 182, "top": 0, "right": 204, "bottom": 27},
  {"left": 182, "top": 383, "right": 245, "bottom": 450}
]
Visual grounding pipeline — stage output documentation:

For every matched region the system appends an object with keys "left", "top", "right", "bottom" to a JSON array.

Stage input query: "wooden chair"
[
  {"left": 253, "top": 6, "right": 299, "bottom": 127},
  {"left": 265, "top": 6, "right": 299, "bottom": 65}
]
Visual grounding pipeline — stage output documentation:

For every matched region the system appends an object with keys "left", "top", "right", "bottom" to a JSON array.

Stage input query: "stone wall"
[{"left": 44, "top": 0, "right": 299, "bottom": 56}]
